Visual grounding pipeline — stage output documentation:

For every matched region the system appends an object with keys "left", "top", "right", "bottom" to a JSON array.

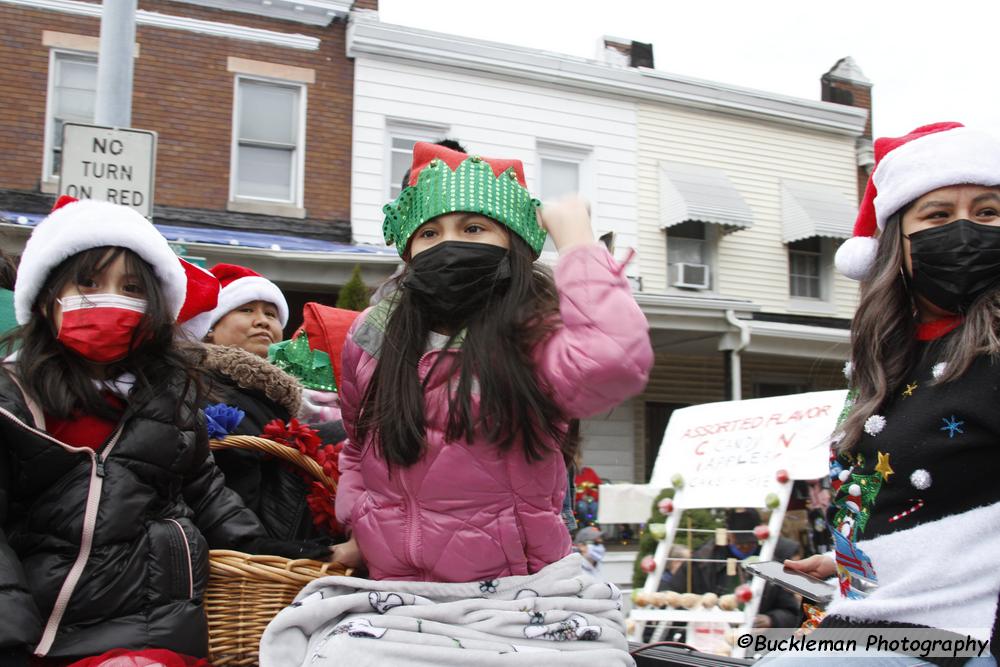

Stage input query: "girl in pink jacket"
[{"left": 332, "top": 142, "right": 653, "bottom": 582}]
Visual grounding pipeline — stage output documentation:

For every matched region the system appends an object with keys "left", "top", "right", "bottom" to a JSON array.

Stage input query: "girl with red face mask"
[{"left": 0, "top": 197, "right": 321, "bottom": 666}]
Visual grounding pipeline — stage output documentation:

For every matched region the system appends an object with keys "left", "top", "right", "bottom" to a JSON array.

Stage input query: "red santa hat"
[
  {"left": 844, "top": 483, "right": 863, "bottom": 514},
  {"left": 835, "top": 122, "right": 1000, "bottom": 280},
  {"left": 175, "top": 260, "right": 221, "bottom": 341},
  {"left": 15, "top": 196, "right": 187, "bottom": 324},
  {"left": 201, "top": 263, "right": 288, "bottom": 333}
]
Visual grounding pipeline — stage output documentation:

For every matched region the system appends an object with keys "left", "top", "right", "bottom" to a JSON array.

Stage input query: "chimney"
[
  {"left": 601, "top": 36, "right": 654, "bottom": 69},
  {"left": 351, "top": 0, "right": 378, "bottom": 11},
  {"left": 822, "top": 57, "right": 874, "bottom": 199}
]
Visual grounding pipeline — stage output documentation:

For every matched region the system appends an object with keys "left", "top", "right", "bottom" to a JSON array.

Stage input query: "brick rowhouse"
[{"left": 0, "top": 0, "right": 357, "bottom": 240}]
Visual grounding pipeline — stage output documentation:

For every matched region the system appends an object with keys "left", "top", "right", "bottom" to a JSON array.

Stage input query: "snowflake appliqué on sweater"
[{"left": 940, "top": 415, "right": 964, "bottom": 438}]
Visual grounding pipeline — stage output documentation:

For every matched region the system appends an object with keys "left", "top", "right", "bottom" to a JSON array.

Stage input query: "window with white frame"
[
  {"left": 389, "top": 135, "right": 421, "bottom": 200},
  {"left": 45, "top": 51, "right": 97, "bottom": 180},
  {"left": 232, "top": 77, "right": 304, "bottom": 204},
  {"left": 537, "top": 143, "right": 591, "bottom": 253},
  {"left": 386, "top": 123, "right": 450, "bottom": 201},
  {"left": 667, "top": 221, "right": 713, "bottom": 290},
  {"left": 788, "top": 237, "right": 823, "bottom": 299}
]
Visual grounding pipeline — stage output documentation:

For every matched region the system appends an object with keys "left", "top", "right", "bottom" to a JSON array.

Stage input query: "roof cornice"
[
  {"left": 172, "top": 0, "right": 351, "bottom": 27},
  {"left": 3, "top": 0, "right": 321, "bottom": 50},
  {"left": 347, "top": 16, "right": 868, "bottom": 136}
]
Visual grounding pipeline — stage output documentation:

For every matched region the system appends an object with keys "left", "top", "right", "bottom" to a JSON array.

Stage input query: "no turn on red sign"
[{"left": 59, "top": 123, "right": 157, "bottom": 218}]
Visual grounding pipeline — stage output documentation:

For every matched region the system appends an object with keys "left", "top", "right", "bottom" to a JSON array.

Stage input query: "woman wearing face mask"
[
  {"left": 761, "top": 123, "right": 1000, "bottom": 666},
  {"left": 0, "top": 198, "right": 315, "bottom": 665}
]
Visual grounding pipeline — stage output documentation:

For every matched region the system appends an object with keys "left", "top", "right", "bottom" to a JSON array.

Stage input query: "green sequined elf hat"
[{"left": 382, "top": 142, "right": 546, "bottom": 257}]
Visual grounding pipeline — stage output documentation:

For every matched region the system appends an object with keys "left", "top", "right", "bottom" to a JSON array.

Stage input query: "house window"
[
  {"left": 232, "top": 77, "right": 304, "bottom": 204},
  {"left": 788, "top": 237, "right": 823, "bottom": 299},
  {"left": 388, "top": 135, "right": 426, "bottom": 200},
  {"left": 536, "top": 142, "right": 593, "bottom": 253},
  {"left": 45, "top": 51, "right": 97, "bottom": 179},
  {"left": 385, "top": 122, "right": 450, "bottom": 201},
  {"left": 667, "top": 221, "right": 712, "bottom": 289},
  {"left": 537, "top": 157, "right": 581, "bottom": 253},
  {"left": 540, "top": 157, "right": 580, "bottom": 200}
]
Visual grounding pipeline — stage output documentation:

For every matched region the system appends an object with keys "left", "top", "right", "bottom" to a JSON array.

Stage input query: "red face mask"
[{"left": 56, "top": 293, "right": 147, "bottom": 363}]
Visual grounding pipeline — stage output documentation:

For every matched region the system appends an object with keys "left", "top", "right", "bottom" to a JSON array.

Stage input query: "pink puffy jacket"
[{"left": 336, "top": 243, "right": 653, "bottom": 582}]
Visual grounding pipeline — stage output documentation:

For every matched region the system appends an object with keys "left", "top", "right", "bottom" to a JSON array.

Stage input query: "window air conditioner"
[{"left": 672, "top": 263, "right": 710, "bottom": 290}]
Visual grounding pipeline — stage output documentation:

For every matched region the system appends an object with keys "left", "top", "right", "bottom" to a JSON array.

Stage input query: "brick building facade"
[{"left": 0, "top": 0, "right": 398, "bottom": 320}]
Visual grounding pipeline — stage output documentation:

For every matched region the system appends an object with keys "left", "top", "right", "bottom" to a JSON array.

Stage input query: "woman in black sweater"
[{"left": 763, "top": 124, "right": 1000, "bottom": 667}]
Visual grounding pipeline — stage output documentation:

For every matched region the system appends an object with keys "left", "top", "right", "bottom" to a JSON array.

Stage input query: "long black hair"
[
  {"left": 355, "top": 235, "right": 577, "bottom": 466},
  {"left": 2, "top": 246, "right": 203, "bottom": 420}
]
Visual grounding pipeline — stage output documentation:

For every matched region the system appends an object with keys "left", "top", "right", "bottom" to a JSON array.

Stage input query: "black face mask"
[
  {"left": 908, "top": 219, "right": 1000, "bottom": 313},
  {"left": 402, "top": 241, "right": 511, "bottom": 325}
]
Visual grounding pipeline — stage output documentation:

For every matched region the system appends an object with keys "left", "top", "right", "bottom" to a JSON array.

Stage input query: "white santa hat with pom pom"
[
  {"left": 15, "top": 195, "right": 192, "bottom": 324},
  {"left": 835, "top": 122, "right": 1000, "bottom": 281}
]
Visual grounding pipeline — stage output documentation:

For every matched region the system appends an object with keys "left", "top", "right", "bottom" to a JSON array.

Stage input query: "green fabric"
[
  {"left": 0, "top": 289, "right": 16, "bottom": 337},
  {"left": 382, "top": 155, "right": 545, "bottom": 256},
  {"left": 836, "top": 387, "right": 858, "bottom": 427},
  {"left": 268, "top": 332, "right": 337, "bottom": 392}
]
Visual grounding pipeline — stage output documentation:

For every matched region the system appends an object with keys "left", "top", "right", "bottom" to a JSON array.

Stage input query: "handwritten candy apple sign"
[{"left": 648, "top": 390, "right": 847, "bottom": 509}]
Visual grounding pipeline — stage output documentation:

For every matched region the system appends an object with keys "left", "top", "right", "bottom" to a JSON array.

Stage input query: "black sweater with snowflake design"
[{"left": 823, "top": 340, "right": 1000, "bottom": 665}]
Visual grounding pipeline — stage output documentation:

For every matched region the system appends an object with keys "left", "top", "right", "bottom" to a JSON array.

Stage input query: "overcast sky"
[{"left": 379, "top": 0, "right": 999, "bottom": 140}]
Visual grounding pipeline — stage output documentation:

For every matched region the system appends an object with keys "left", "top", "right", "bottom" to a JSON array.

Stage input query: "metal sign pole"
[{"left": 95, "top": 0, "right": 137, "bottom": 128}]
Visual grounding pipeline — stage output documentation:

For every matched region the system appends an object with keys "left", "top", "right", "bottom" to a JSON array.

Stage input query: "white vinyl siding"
[
  {"left": 636, "top": 103, "right": 859, "bottom": 319},
  {"left": 580, "top": 400, "right": 637, "bottom": 483},
  {"left": 350, "top": 57, "right": 638, "bottom": 263}
]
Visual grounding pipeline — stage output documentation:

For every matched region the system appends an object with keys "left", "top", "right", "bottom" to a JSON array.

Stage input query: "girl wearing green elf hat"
[{"left": 330, "top": 142, "right": 653, "bottom": 583}]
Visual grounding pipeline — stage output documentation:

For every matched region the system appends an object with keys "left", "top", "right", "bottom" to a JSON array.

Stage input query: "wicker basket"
[{"left": 206, "top": 435, "right": 350, "bottom": 666}]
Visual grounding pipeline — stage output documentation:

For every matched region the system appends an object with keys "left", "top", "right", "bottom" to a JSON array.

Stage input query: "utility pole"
[{"left": 94, "top": 0, "right": 137, "bottom": 128}]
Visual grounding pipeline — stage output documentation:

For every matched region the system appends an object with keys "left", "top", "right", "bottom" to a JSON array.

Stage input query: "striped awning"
[
  {"left": 781, "top": 179, "right": 856, "bottom": 243},
  {"left": 659, "top": 161, "right": 754, "bottom": 231}
]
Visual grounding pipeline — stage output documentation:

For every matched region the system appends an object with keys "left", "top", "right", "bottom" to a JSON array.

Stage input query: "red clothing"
[
  {"left": 68, "top": 649, "right": 211, "bottom": 667},
  {"left": 44, "top": 394, "right": 124, "bottom": 450},
  {"left": 915, "top": 315, "right": 963, "bottom": 341}
]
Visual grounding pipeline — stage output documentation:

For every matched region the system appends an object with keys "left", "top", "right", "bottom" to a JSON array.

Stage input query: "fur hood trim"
[{"left": 196, "top": 343, "right": 302, "bottom": 417}]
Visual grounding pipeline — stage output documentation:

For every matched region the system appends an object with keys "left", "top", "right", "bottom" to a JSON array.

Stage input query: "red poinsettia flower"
[
  {"left": 305, "top": 481, "right": 340, "bottom": 534},
  {"left": 262, "top": 418, "right": 343, "bottom": 535}
]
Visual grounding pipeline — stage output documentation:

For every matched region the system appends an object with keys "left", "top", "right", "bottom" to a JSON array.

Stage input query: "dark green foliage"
[
  {"left": 336, "top": 265, "right": 370, "bottom": 312},
  {"left": 631, "top": 488, "right": 724, "bottom": 588}
]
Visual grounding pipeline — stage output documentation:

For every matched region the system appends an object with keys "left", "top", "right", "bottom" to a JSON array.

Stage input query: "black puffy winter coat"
[
  {"left": 0, "top": 368, "right": 266, "bottom": 660},
  {"left": 196, "top": 344, "right": 344, "bottom": 543}
]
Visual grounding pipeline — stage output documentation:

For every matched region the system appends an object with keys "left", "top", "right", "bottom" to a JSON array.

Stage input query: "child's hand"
[
  {"left": 330, "top": 535, "right": 364, "bottom": 568},
  {"left": 537, "top": 195, "right": 595, "bottom": 253}
]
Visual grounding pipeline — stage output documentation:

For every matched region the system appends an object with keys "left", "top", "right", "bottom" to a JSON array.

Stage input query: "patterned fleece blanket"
[{"left": 259, "top": 554, "right": 635, "bottom": 666}]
